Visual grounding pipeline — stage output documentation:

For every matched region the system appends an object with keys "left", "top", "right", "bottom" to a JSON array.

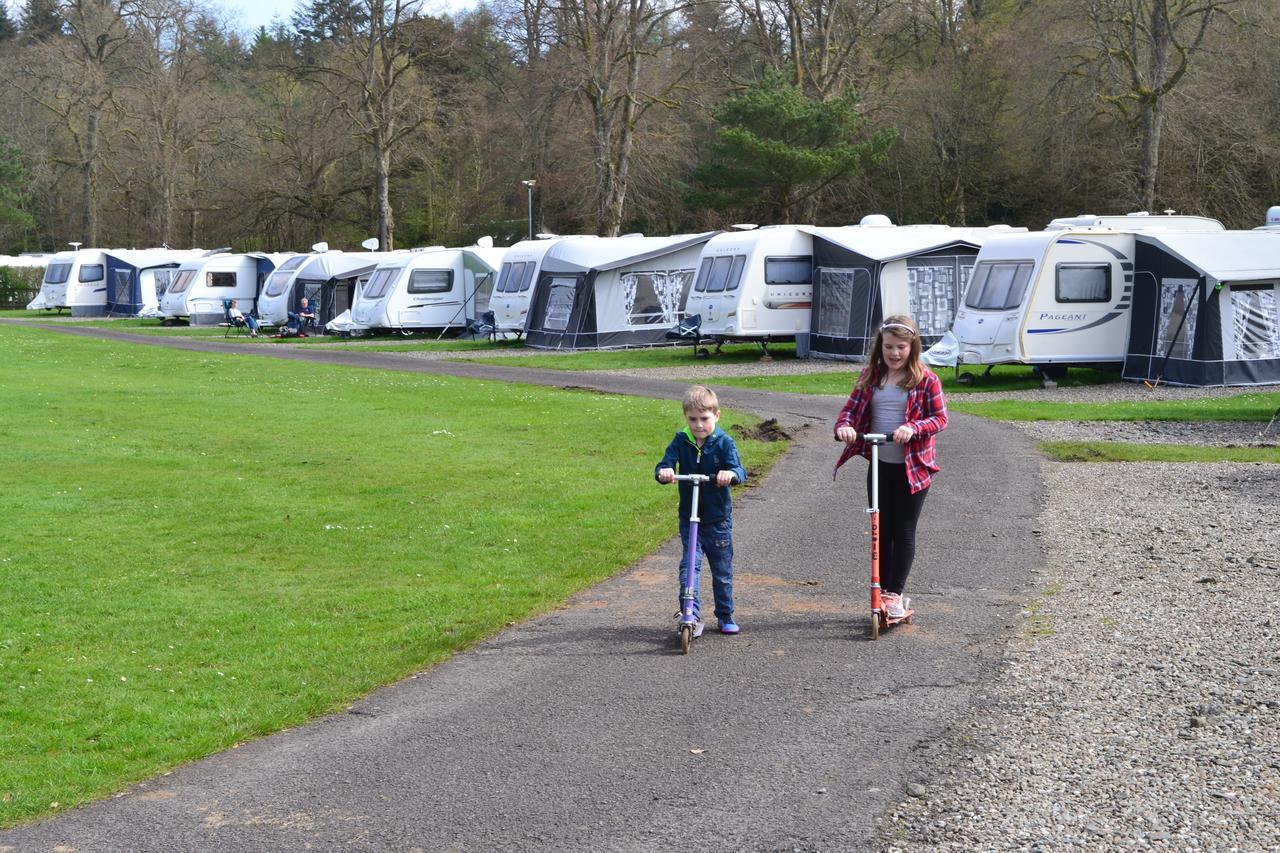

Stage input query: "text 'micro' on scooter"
[
  {"left": 669, "top": 473, "right": 710, "bottom": 654},
  {"left": 861, "top": 432, "right": 914, "bottom": 640}
]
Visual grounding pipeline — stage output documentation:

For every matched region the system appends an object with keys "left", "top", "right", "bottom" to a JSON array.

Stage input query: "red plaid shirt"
[{"left": 833, "top": 367, "right": 948, "bottom": 493}]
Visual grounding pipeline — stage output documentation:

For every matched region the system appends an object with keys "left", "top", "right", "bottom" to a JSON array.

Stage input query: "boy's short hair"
[{"left": 682, "top": 385, "right": 719, "bottom": 414}]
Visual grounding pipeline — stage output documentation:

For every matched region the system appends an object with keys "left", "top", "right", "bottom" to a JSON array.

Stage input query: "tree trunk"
[
  {"left": 81, "top": 107, "right": 99, "bottom": 244},
  {"left": 1138, "top": 99, "right": 1164, "bottom": 212},
  {"left": 375, "top": 132, "right": 394, "bottom": 249}
]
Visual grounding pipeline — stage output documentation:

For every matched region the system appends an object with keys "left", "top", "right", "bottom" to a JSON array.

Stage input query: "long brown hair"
[{"left": 856, "top": 314, "right": 924, "bottom": 390}]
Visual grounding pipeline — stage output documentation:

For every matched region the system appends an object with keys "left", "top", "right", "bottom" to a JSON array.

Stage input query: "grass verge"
[
  {"left": 0, "top": 324, "right": 788, "bottom": 827},
  {"left": 1036, "top": 441, "right": 1280, "bottom": 463},
  {"left": 952, "top": 392, "right": 1280, "bottom": 421},
  {"left": 451, "top": 342, "right": 801, "bottom": 370}
]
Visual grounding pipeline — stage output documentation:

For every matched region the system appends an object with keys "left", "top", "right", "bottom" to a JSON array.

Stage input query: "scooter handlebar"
[
  {"left": 833, "top": 432, "right": 889, "bottom": 444},
  {"left": 669, "top": 473, "right": 712, "bottom": 484}
]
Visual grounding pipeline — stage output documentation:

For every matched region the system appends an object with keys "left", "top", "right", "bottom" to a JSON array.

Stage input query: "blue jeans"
[
  {"left": 245, "top": 315, "right": 259, "bottom": 334},
  {"left": 677, "top": 517, "right": 734, "bottom": 623}
]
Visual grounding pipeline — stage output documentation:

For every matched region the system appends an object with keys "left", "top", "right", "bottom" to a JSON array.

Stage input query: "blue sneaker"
[{"left": 719, "top": 619, "right": 740, "bottom": 635}]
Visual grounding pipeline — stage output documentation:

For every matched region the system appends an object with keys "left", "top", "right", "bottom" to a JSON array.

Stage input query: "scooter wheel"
[
  {"left": 679, "top": 624, "right": 692, "bottom": 654},
  {"left": 870, "top": 612, "right": 879, "bottom": 641}
]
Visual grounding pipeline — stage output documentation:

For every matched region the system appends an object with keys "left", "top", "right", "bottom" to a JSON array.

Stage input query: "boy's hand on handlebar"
[
  {"left": 893, "top": 425, "right": 915, "bottom": 444},
  {"left": 715, "top": 470, "right": 735, "bottom": 487},
  {"left": 657, "top": 467, "right": 675, "bottom": 484},
  {"left": 835, "top": 426, "right": 857, "bottom": 444}
]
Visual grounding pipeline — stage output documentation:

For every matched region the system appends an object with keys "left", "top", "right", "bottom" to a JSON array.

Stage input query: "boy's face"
[{"left": 685, "top": 407, "right": 719, "bottom": 440}]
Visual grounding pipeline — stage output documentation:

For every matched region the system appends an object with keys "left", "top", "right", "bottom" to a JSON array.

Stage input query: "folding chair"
[{"left": 221, "top": 298, "right": 249, "bottom": 338}]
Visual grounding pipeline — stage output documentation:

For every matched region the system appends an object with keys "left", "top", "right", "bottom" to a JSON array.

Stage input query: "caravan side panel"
[{"left": 1019, "top": 235, "right": 1134, "bottom": 364}]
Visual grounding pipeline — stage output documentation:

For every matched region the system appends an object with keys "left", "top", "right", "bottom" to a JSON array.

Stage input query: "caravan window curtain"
[
  {"left": 1157, "top": 278, "right": 1199, "bottom": 360},
  {"left": 208, "top": 272, "right": 236, "bottom": 288},
  {"left": 1228, "top": 285, "right": 1280, "bottom": 360},
  {"left": 1056, "top": 264, "right": 1111, "bottom": 302},
  {"left": 765, "top": 257, "right": 812, "bottom": 285},
  {"left": 624, "top": 270, "right": 691, "bottom": 326},
  {"left": 408, "top": 270, "right": 452, "bottom": 294},
  {"left": 907, "top": 257, "right": 961, "bottom": 339}
]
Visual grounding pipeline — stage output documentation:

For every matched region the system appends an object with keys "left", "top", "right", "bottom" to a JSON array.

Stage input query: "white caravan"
[
  {"left": 350, "top": 242, "right": 506, "bottom": 333},
  {"left": 160, "top": 252, "right": 293, "bottom": 325},
  {"left": 28, "top": 247, "right": 202, "bottom": 316},
  {"left": 258, "top": 249, "right": 403, "bottom": 327},
  {"left": 923, "top": 213, "right": 1225, "bottom": 373},
  {"left": 682, "top": 225, "right": 814, "bottom": 345},
  {"left": 489, "top": 237, "right": 569, "bottom": 336}
]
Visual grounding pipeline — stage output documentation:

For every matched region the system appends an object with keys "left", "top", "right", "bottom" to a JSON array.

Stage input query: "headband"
[{"left": 880, "top": 322, "right": 916, "bottom": 337}]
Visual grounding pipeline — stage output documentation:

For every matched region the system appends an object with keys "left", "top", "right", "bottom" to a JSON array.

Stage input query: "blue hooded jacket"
[{"left": 655, "top": 426, "right": 746, "bottom": 523}]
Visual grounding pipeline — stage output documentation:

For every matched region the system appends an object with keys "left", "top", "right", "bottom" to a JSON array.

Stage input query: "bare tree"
[
  {"left": 554, "top": 0, "right": 701, "bottom": 236},
  {"left": 1071, "top": 0, "right": 1245, "bottom": 211},
  {"left": 300, "top": 0, "right": 436, "bottom": 250}
]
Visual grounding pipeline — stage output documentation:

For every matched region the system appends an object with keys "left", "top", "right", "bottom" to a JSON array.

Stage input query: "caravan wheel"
[
  {"left": 957, "top": 372, "right": 975, "bottom": 386},
  {"left": 399, "top": 329, "right": 416, "bottom": 337}
]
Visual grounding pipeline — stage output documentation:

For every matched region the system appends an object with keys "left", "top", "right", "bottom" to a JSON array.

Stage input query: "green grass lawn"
[
  {"left": 952, "top": 391, "right": 1280, "bottom": 421},
  {"left": 451, "top": 342, "right": 801, "bottom": 370},
  {"left": 0, "top": 325, "right": 787, "bottom": 827}
]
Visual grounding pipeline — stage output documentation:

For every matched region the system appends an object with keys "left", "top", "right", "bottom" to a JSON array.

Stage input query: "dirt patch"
[{"left": 733, "top": 418, "right": 793, "bottom": 442}]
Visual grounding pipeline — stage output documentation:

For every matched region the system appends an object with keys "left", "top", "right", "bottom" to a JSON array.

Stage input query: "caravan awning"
[
  {"left": 1136, "top": 232, "right": 1280, "bottom": 284},
  {"left": 802, "top": 225, "right": 985, "bottom": 262},
  {"left": 541, "top": 232, "right": 718, "bottom": 274}
]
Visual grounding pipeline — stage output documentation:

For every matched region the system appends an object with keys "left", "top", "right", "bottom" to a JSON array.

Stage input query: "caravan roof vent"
[
  {"left": 1125, "top": 211, "right": 1151, "bottom": 217},
  {"left": 535, "top": 232, "right": 559, "bottom": 239},
  {"left": 475, "top": 236, "right": 494, "bottom": 248},
  {"left": 311, "top": 242, "right": 330, "bottom": 253},
  {"left": 203, "top": 246, "right": 232, "bottom": 256},
  {"left": 731, "top": 223, "right": 759, "bottom": 231},
  {"left": 859, "top": 214, "right": 893, "bottom": 227},
  {"left": 620, "top": 232, "right": 645, "bottom": 238}
]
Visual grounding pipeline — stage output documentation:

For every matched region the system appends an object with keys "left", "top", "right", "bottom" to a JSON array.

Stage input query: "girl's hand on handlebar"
[
  {"left": 835, "top": 426, "right": 857, "bottom": 444},
  {"left": 715, "top": 470, "right": 735, "bottom": 487},
  {"left": 893, "top": 425, "right": 915, "bottom": 444},
  {"left": 657, "top": 467, "right": 675, "bottom": 484}
]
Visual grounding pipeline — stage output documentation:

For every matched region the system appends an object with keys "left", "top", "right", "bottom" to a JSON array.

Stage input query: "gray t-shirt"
[{"left": 870, "top": 382, "right": 909, "bottom": 464}]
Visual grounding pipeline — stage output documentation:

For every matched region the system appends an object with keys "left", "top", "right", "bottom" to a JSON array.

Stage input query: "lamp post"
[{"left": 521, "top": 179, "right": 537, "bottom": 240}]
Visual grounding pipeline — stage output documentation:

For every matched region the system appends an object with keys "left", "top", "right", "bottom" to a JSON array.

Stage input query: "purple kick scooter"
[{"left": 671, "top": 472, "right": 710, "bottom": 654}]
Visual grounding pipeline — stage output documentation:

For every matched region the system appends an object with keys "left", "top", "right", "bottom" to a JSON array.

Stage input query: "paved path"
[{"left": 1, "top": 326, "right": 1044, "bottom": 852}]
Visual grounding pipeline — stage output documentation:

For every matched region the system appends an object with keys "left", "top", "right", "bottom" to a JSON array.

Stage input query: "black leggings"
[{"left": 865, "top": 461, "right": 929, "bottom": 595}]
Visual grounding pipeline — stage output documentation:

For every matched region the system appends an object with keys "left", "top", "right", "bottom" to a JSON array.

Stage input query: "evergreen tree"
[
  {"left": 19, "top": 0, "right": 62, "bottom": 42},
  {"left": 688, "top": 72, "right": 895, "bottom": 224},
  {"left": 291, "top": 0, "right": 369, "bottom": 45},
  {"left": 0, "top": 2, "right": 17, "bottom": 42}
]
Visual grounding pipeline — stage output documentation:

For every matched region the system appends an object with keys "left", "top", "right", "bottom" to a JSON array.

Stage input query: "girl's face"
[{"left": 881, "top": 333, "right": 912, "bottom": 371}]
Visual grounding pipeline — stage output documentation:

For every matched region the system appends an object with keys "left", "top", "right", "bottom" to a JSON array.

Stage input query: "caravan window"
[
  {"left": 408, "top": 269, "right": 452, "bottom": 293},
  {"left": 44, "top": 263, "right": 72, "bottom": 284},
  {"left": 363, "top": 267, "right": 400, "bottom": 299},
  {"left": 1056, "top": 264, "right": 1110, "bottom": 303},
  {"left": 79, "top": 264, "right": 104, "bottom": 283},
  {"left": 263, "top": 256, "right": 309, "bottom": 297},
  {"left": 519, "top": 262, "right": 536, "bottom": 292},
  {"left": 153, "top": 269, "right": 174, "bottom": 296},
  {"left": 207, "top": 271, "right": 236, "bottom": 288},
  {"left": 726, "top": 256, "right": 747, "bottom": 291},
  {"left": 704, "top": 256, "right": 734, "bottom": 293},
  {"left": 495, "top": 262, "right": 522, "bottom": 294},
  {"left": 693, "top": 258, "right": 714, "bottom": 292},
  {"left": 543, "top": 276, "right": 578, "bottom": 330},
  {"left": 965, "top": 262, "right": 1034, "bottom": 310},
  {"left": 168, "top": 269, "right": 196, "bottom": 294},
  {"left": 765, "top": 256, "right": 812, "bottom": 285},
  {"left": 1229, "top": 284, "right": 1279, "bottom": 360}
]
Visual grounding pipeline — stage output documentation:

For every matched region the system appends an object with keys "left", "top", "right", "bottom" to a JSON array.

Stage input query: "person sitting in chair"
[
  {"left": 298, "top": 297, "right": 318, "bottom": 330},
  {"left": 229, "top": 299, "right": 260, "bottom": 337}
]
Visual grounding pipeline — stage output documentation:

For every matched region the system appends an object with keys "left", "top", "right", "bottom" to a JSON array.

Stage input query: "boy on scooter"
[{"left": 655, "top": 385, "right": 747, "bottom": 637}]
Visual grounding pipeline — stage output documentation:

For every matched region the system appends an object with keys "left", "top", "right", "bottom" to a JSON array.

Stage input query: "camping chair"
[
  {"left": 221, "top": 298, "right": 249, "bottom": 338},
  {"left": 464, "top": 310, "right": 497, "bottom": 343},
  {"left": 666, "top": 313, "right": 709, "bottom": 358}
]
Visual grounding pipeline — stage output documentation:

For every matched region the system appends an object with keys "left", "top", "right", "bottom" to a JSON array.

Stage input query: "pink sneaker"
[{"left": 883, "top": 593, "right": 907, "bottom": 619}]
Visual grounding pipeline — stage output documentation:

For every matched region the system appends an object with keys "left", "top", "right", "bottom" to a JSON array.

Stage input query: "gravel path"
[{"left": 881, "top": 460, "right": 1280, "bottom": 851}]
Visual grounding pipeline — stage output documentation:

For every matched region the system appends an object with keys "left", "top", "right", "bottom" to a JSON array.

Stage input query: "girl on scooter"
[{"left": 833, "top": 314, "right": 948, "bottom": 619}]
